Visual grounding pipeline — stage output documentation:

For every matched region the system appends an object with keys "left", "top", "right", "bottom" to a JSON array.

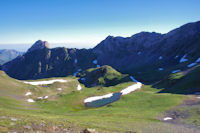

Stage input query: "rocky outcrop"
[{"left": 27, "top": 40, "right": 50, "bottom": 52}]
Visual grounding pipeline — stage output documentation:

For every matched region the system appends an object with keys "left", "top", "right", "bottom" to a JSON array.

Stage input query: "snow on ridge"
[
  {"left": 77, "top": 84, "right": 82, "bottom": 91},
  {"left": 24, "top": 79, "right": 67, "bottom": 85},
  {"left": 84, "top": 93, "right": 113, "bottom": 103},
  {"left": 93, "top": 60, "right": 97, "bottom": 64},
  {"left": 25, "top": 92, "right": 32, "bottom": 96},
  {"left": 172, "top": 70, "right": 181, "bottom": 74},
  {"left": 179, "top": 54, "right": 188, "bottom": 63}
]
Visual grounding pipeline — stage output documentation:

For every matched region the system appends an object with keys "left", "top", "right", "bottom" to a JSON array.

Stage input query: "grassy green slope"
[
  {"left": 77, "top": 65, "right": 132, "bottom": 87},
  {"left": 1, "top": 70, "right": 196, "bottom": 132}
]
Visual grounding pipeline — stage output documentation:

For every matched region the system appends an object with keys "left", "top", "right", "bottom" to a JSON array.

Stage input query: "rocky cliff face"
[{"left": 27, "top": 40, "right": 50, "bottom": 52}]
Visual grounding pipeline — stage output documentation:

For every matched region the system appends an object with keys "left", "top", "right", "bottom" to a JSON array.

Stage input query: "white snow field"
[
  {"left": 120, "top": 82, "right": 142, "bottom": 95},
  {"left": 24, "top": 79, "right": 67, "bottom": 85},
  {"left": 77, "top": 84, "right": 82, "bottom": 91}
]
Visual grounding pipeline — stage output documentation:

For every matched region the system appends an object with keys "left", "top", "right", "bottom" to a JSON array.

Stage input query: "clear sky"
[{"left": 0, "top": 0, "right": 200, "bottom": 50}]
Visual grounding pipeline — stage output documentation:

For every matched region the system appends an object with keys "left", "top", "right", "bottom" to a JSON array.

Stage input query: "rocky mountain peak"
[{"left": 27, "top": 40, "right": 50, "bottom": 52}]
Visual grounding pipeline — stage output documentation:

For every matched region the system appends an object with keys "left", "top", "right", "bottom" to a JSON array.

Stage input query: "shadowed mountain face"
[
  {"left": 0, "top": 49, "right": 23, "bottom": 65},
  {"left": 2, "top": 41, "right": 97, "bottom": 80},
  {"left": 93, "top": 21, "right": 200, "bottom": 72},
  {"left": 2, "top": 21, "right": 200, "bottom": 85}
]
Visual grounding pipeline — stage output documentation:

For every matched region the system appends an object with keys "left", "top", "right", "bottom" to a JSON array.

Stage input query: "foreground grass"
[{"left": 0, "top": 71, "right": 199, "bottom": 132}]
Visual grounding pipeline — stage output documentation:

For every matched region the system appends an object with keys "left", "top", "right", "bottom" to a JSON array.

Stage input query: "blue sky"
[{"left": 0, "top": 0, "right": 200, "bottom": 50}]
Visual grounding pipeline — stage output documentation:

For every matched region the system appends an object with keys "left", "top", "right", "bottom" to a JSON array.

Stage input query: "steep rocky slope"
[{"left": 2, "top": 40, "right": 97, "bottom": 80}]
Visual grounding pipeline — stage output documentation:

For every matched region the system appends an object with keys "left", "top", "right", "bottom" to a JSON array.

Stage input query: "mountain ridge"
[{"left": 2, "top": 21, "right": 200, "bottom": 84}]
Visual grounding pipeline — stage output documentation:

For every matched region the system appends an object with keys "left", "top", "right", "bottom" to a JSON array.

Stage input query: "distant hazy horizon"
[{"left": 0, "top": 0, "right": 200, "bottom": 49}]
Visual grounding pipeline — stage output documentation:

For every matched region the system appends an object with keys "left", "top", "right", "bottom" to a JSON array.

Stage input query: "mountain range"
[{"left": 1, "top": 21, "right": 200, "bottom": 87}]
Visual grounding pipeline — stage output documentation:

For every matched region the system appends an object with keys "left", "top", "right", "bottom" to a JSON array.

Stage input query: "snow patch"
[
  {"left": 27, "top": 99, "right": 35, "bottom": 103},
  {"left": 11, "top": 118, "right": 18, "bottom": 121},
  {"left": 179, "top": 54, "right": 188, "bottom": 63},
  {"left": 187, "top": 58, "right": 200, "bottom": 67},
  {"left": 163, "top": 117, "right": 173, "bottom": 121},
  {"left": 74, "top": 58, "right": 78, "bottom": 64},
  {"left": 196, "top": 96, "right": 200, "bottom": 99},
  {"left": 196, "top": 57, "right": 200, "bottom": 63},
  {"left": 175, "top": 55, "right": 179, "bottom": 59},
  {"left": 57, "top": 88, "right": 62, "bottom": 91},
  {"left": 158, "top": 68, "right": 164, "bottom": 71},
  {"left": 77, "top": 68, "right": 82, "bottom": 72},
  {"left": 77, "top": 84, "right": 82, "bottom": 91},
  {"left": 129, "top": 76, "right": 138, "bottom": 82},
  {"left": 120, "top": 82, "right": 142, "bottom": 95},
  {"left": 84, "top": 93, "right": 113, "bottom": 103},
  {"left": 73, "top": 72, "right": 78, "bottom": 77},
  {"left": 187, "top": 63, "right": 197, "bottom": 68},
  {"left": 93, "top": 60, "right": 97, "bottom": 64},
  {"left": 24, "top": 79, "right": 67, "bottom": 85},
  {"left": 37, "top": 97, "right": 43, "bottom": 100},
  {"left": 137, "top": 51, "right": 142, "bottom": 55},
  {"left": 44, "top": 96, "right": 48, "bottom": 99},
  {"left": 172, "top": 70, "right": 181, "bottom": 74},
  {"left": 25, "top": 92, "right": 32, "bottom": 96},
  {"left": 80, "top": 78, "right": 86, "bottom": 81}
]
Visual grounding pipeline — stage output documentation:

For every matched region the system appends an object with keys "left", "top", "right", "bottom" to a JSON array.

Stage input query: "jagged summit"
[{"left": 27, "top": 40, "right": 50, "bottom": 52}]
